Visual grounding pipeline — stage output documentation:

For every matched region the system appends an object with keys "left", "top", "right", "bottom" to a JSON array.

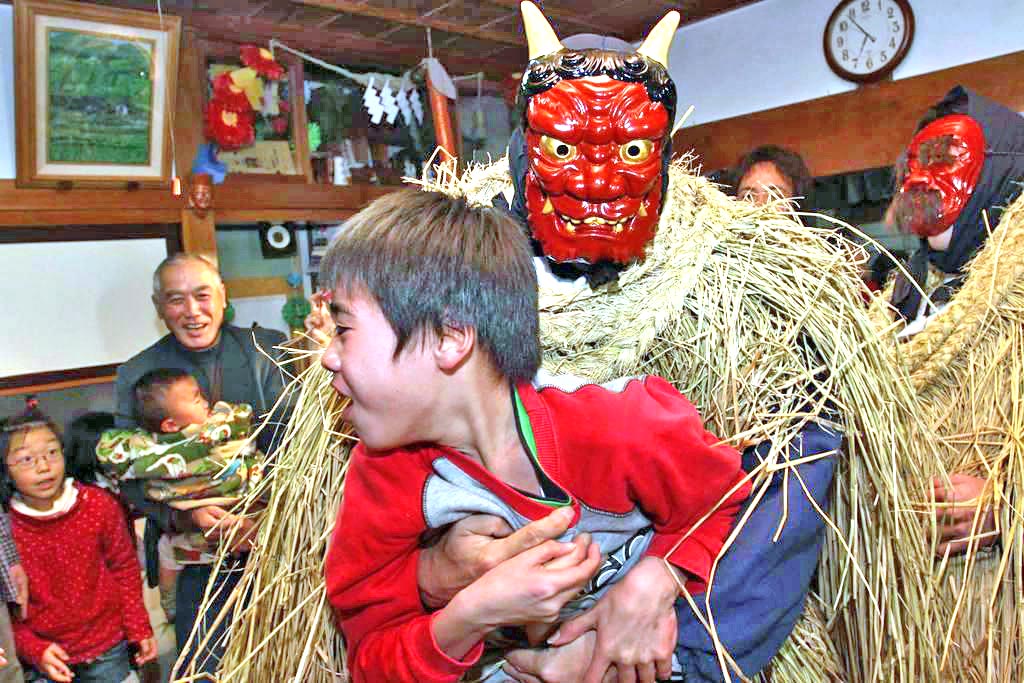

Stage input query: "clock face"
[{"left": 825, "top": 0, "right": 914, "bottom": 82}]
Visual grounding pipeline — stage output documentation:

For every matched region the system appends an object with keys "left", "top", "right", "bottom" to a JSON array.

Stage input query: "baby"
[{"left": 97, "top": 369, "right": 264, "bottom": 622}]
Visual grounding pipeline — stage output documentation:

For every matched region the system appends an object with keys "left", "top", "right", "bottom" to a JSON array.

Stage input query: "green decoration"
[
  {"left": 308, "top": 122, "right": 322, "bottom": 152},
  {"left": 224, "top": 301, "right": 236, "bottom": 324},
  {"left": 282, "top": 295, "right": 311, "bottom": 331}
]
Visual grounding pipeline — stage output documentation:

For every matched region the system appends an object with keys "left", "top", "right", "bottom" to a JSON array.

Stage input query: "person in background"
[
  {"left": 0, "top": 402, "right": 155, "bottom": 683},
  {"left": 64, "top": 412, "right": 117, "bottom": 491},
  {"left": 114, "top": 253, "right": 287, "bottom": 680},
  {"left": 0, "top": 496, "right": 27, "bottom": 683},
  {"left": 100, "top": 369, "right": 265, "bottom": 629},
  {"left": 734, "top": 145, "right": 813, "bottom": 210},
  {"left": 884, "top": 86, "right": 1024, "bottom": 552},
  {"left": 733, "top": 145, "right": 888, "bottom": 296}
]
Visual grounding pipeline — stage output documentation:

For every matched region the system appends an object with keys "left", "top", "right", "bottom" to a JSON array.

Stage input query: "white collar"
[{"left": 11, "top": 479, "right": 79, "bottom": 518}]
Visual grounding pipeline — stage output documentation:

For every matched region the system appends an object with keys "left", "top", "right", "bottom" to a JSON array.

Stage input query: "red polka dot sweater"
[{"left": 9, "top": 482, "right": 153, "bottom": 667}]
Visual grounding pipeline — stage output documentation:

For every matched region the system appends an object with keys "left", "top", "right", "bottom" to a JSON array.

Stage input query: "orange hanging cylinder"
[{"left": 427, "top": 74, "right": 458, "bottom": 162}]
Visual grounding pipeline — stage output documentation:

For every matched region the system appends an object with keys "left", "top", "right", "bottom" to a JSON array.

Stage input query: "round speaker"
[
  {"left": 266, "top": 224, "right": 291, "bottom": 249},
  {"left": 259, "top": 222, "right": 297, "bottom": 258}
]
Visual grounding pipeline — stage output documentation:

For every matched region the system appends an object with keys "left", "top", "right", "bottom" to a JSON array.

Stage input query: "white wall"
[
  {"left": 1, "top": 239, "right": 168, "bottom": 376},
  {"left": 1, "top": 4, "right": 15, "bottom": 179},
  {"left": 670, "top": 0, "right": 1024, "bottom": 127},
  {"left": 230, "top": 295, "right": 289, "bottom": 337}
]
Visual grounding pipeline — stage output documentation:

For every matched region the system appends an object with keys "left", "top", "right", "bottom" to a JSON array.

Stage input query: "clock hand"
[
  {"left": 856, "top": 33, "right": 869, "bottom": 59},
  {"left": 849, "top": 16, "right": 877, "bottom": 42}
]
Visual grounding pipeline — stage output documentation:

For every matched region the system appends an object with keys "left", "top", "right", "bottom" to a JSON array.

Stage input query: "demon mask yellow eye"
[
  {"left": 620, "top": 139, "right": 654, "bottom": 164},
  {"left": 540, "top": 135, "right": 577, "bottom": 161}
]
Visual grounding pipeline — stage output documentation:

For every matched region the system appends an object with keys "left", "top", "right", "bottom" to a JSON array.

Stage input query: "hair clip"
[{"left": 2, "top": 419, "right": 46, "bottom": 433}]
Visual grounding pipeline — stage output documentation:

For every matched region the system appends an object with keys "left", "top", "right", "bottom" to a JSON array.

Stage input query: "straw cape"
[
  {"left": 871, "top": 188, "right": 1024, "bottom": 681},
  {"left": 179, "top": 159, "right": 942, "bottom": 682}
]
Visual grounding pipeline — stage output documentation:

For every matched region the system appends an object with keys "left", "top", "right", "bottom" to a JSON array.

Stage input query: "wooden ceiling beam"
[
  {"left": 182, "top": 10, "right": 517, "bottom": 76},
  {"left": 292, "top": 0, "right": 523, "bottom": 47},
  {"left": 246, "top": 1, "right": 273, "bottom": 18},
  {"left": 484, "top": 0, "right": 627, "bottom": 38}
]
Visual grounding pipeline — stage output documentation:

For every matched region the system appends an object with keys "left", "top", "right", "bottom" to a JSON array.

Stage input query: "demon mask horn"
[
  {"left": 636, "top": 11, "right": 681, "bottom": 67},
  {"left": 521, "top": 1, "right": 564, "bottom": 59}
]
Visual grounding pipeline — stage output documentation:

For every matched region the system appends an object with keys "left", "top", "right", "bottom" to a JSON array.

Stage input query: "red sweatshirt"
[
  {"left": 10, "top": 483, "right": 153, "bottom": 667},
  {"left": 326, "top": 374, "right": 751, "bottom": 682}
]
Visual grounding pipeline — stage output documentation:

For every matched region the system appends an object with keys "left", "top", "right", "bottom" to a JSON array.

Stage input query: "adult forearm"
[
  {"left": 119, "top": 480, "right": 195, "bottom": 533},
  {"left": 431, "top": 594, "right": 492, "bottom": 661}
]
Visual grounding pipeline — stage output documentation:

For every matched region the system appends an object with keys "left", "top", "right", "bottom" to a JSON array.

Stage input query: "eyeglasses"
[{"left": 6, "top": 449, "right": 63, "bottom": 471}]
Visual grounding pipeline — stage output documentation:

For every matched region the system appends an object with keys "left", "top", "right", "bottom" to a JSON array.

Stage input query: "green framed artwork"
[{"left": 14, "top": 0, "right": 181, "bottom": 188}]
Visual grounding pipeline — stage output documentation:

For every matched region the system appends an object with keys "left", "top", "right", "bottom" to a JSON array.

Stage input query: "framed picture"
[
  {"left": 197, "top": 38, "right": 314, "bottom": 183},
  {"left": 14, "top": 0, "right": 181, "bottom": 188}
]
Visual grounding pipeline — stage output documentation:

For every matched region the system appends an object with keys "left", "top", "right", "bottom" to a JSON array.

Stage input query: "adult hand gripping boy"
[
  {"left": 420, "top": 508, "right": 681, "bottom": 683},
  {"left": 418, "top": 506, "right": 577, "bottom": 609},
  {"left": 515, "top": 557, "right": 680, "bottom": 683},
  {"left": 432, "top": 534, "right": 602, "bottom": 662}
]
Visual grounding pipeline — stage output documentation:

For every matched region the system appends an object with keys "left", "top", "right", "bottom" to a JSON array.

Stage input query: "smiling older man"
[{"left": 114, "top": 253, "right": 287, "bottom": 681}]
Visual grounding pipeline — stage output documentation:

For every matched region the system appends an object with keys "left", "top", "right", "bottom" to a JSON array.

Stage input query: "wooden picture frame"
[{"left": 14, "top": 0, "right": 181, "bottom": 189}]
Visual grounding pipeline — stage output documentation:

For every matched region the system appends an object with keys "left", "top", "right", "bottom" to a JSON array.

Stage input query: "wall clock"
[{"left": 824, "top": 0, "right": 914, "bottom": 83}]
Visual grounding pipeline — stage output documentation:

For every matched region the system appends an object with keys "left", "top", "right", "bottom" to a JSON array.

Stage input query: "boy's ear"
[
  {"left": 433, "top": 322, "right": 475, "bottom": 372},
  {"left": 159, "top": 417, "right": 181, "bottom": 433}
]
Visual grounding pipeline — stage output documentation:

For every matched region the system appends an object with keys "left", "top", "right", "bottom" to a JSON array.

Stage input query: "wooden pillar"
[
  {"left": 174, "top": 29, "right": 206, "bottom": 191},
  {"left": 181, "top": 208, "right": 218, "bottom": 266},
  {"left": 175, "top": 29, "right": 217, "bottom": 265}
]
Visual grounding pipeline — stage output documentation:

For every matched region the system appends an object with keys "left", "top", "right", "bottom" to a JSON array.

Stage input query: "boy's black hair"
[
  {"left": 0, "top": 399, "right": 63, "bottom": 509},
  {"left": 65, "top": 412, "right": 116, "bottom": 485},
  {"left": 133, "top": 368, "right": 201, "bottom": 433},
  {"left": 319, "top": 189, "right": 541, "bottom": 382}
]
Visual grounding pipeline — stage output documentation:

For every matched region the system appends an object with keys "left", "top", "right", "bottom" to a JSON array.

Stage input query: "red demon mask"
[
  {"left": 516, "top": 2, "right": 679, "bottom": 266},
  {"left": 896, "top": 114, "right": 985, "bottom": 237},
  {"left": 524, "top": 78, "right": 669, "bottom": 264}
]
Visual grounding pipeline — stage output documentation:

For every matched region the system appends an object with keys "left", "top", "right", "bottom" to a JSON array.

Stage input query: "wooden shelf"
[
  {"left": 0, "top": 179, "right": 397, "bottom": 227},
  {"left": 0, "top": 374, "right": 115, "bottom": 397}
]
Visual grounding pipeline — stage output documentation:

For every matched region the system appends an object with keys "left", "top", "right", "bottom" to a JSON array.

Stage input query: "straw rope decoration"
[
  {"left": 871, "top": 187, "right": 1024, "bottom": 681},
  {"left": 178, "top": 158, "right": 945, "bottom": 682},
  {"left": 171, "top": 342, "right": 355, "bottom": 683}
]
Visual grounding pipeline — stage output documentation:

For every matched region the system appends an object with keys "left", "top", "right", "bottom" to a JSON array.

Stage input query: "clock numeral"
[
  {"left": 861, "top": 0, "right": 870, "bottom": 12},
  {"left": 891, "top": 21, "right": 901, "bottom": 32},
  {"left": 839, "top": 20, "right": 848, "bottom": 31},
  {"left": 880, "top": 50, "right": 888, "bottom": 62},
  {"left": 852, "top": 57, "right": 859, "bottom": 68},
  {"left": 842, "top": 49, "right": 849, "bottom": 62},
  {"left": 848, "top": 8, "right": 856, "bottom": 19},
  {"left": 836, "top": 36, "right": 844, "bottom": 47},
  {"left": 888, "top": 6, "right": 895, "bottom": 17},
  {"left": 889, "top": 36, "right": 897, "bottom": 48},
  {"left": 866, "top": 57, "right": 873, "bottom": 69},
  {"left": 877, "top": 0, "right": 882, "bottom": 9}
]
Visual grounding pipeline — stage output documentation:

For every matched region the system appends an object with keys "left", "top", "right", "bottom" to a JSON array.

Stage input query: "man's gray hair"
[{"left": 152, "top": 253, "right": 222, "bottom": 297}]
